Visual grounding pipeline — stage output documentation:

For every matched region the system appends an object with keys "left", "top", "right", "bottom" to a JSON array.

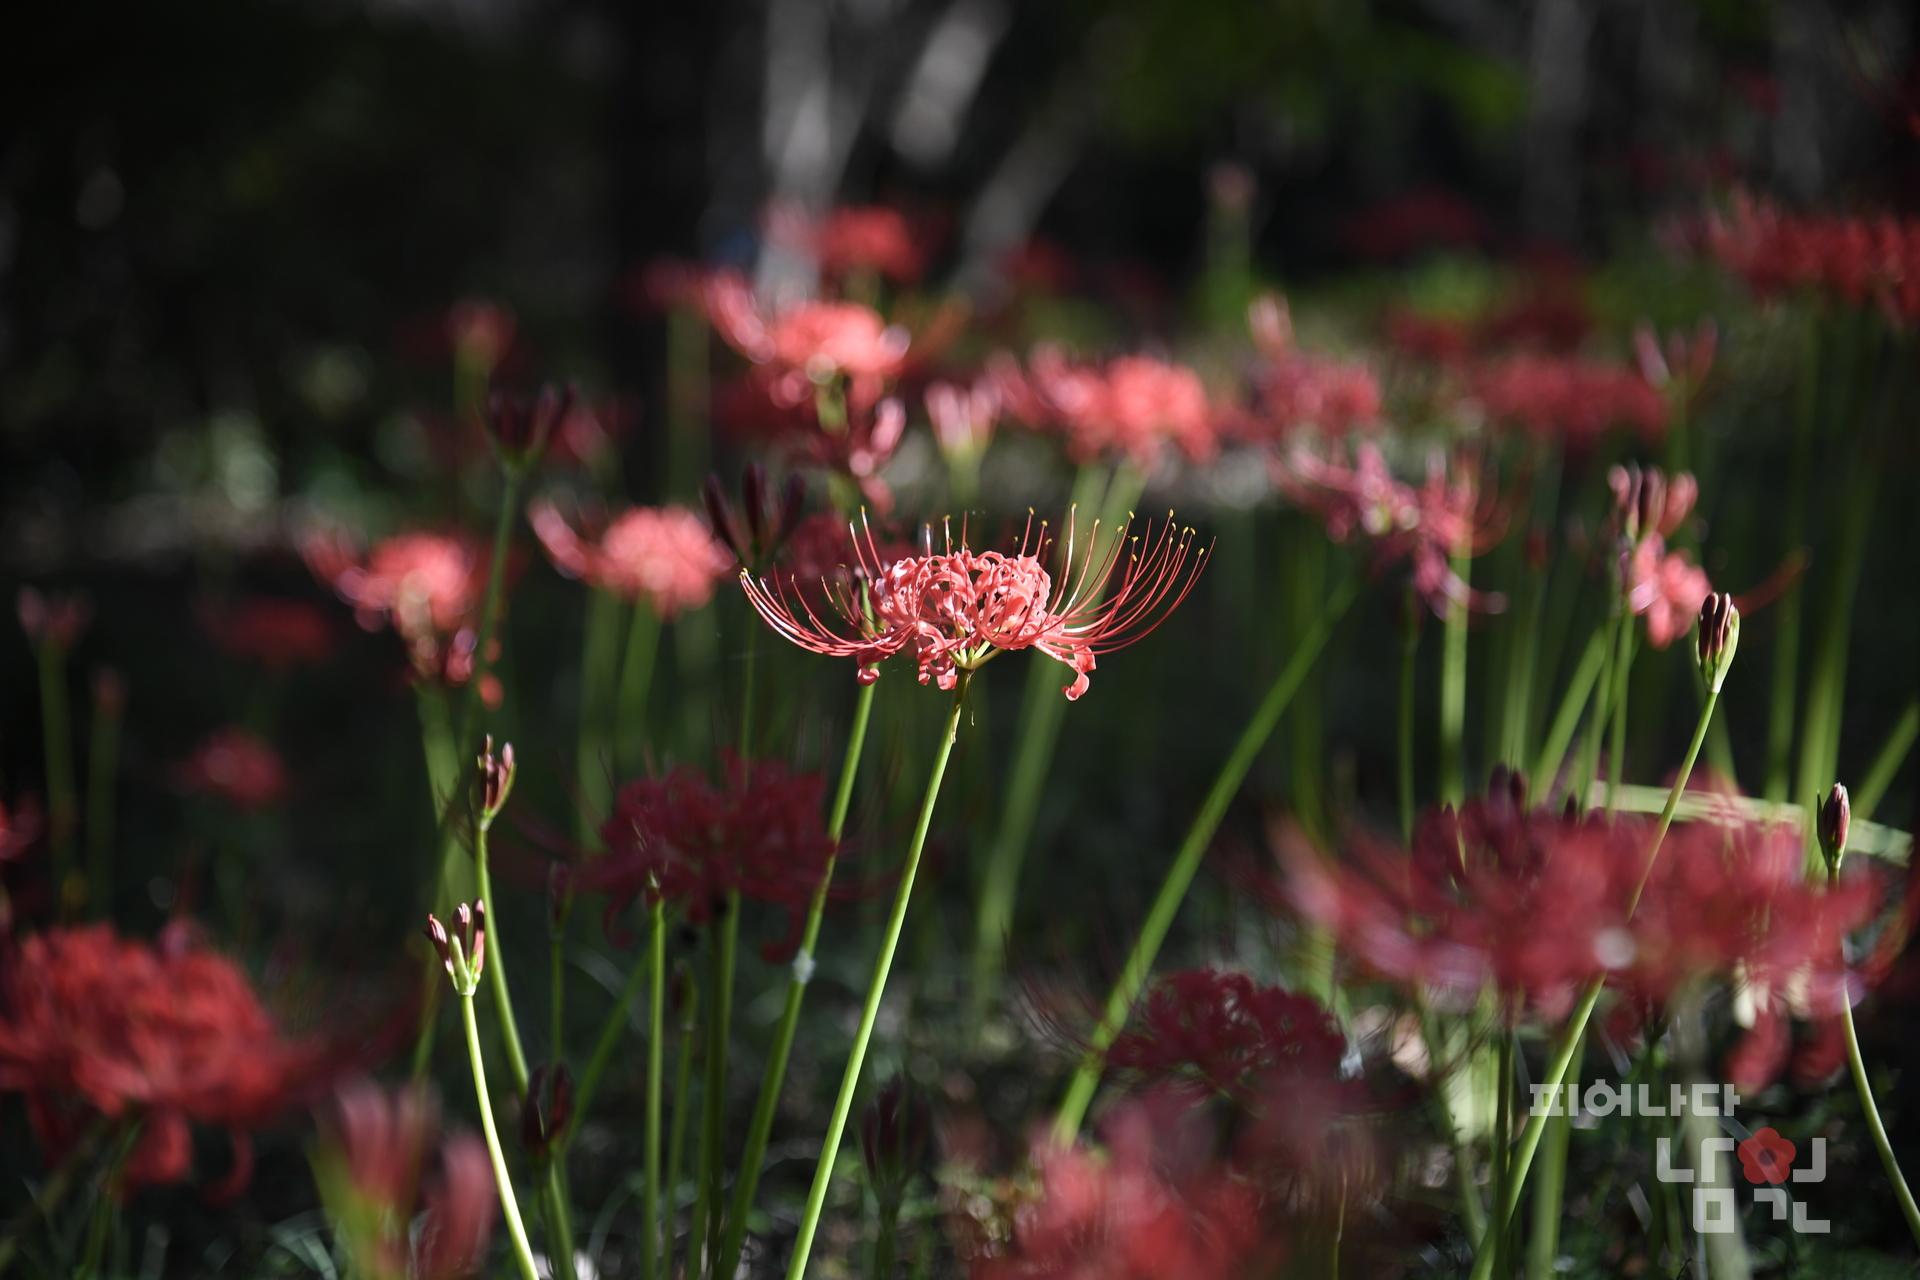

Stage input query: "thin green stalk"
[
  {"left": 550, "top": 899, "right": 569, "bottom": 1085},
  {"left": 410, "top": 691, "right": 463, "bottom": 1079},
  {"left": 666, "top": 969, "right": 699, "bottom": 1265},
  {"left": 1053, "top": 577, "right": 1359, "bottom": 1144},
  {"left": 1415, "top": 993, "right": 1485, "bottom": 1242},
  {"left": 460, "top": 992, "right": 541, "bottom": 1280},
  {"left": 577, "top": 591, "right": 624, "bottom": 847},
  {"left": 644, "top": 899, "right": 666, "bottom": 1280},
  {"left": 1606, "top": 614, "right": 1637, "bottom": 817},
  {"left": 1764, "top": 311, "right": 1820, "bottom": 802},
  {"left": 698, "top": 893, "right": 742, "bottom": 1272},
  {"left": 1526, "top": 1030, "right": 1584, "bottom": 1279},
  {"left": 1501, "top": 566, "right": 1546, "bottom": 769},
  {"left": 1492, "top": 1030, "right": 1515, "bottom": 1277},
  {"left": 972, "top": 465, "right": 1109, "bottom": 1025},
  {"left": 1532, "top": 631, "right": 1606, "bottom": 801},
  {"left": 541, "top": 1171, "right": 578, "bottom": 1280},
  {"left": 873, "top": 1195, "right": 903, "bottom": 1279},
  {"left": 1470, "top": 683, "right": 1723, "bottom": 1280},
  {"left": 1399, "top": 591, "right": 1419, "bottom": 843},
  {"left": 35, "top": 640, "right": 76, "bottom": 915},
  {"left": 1440, "top": 546, "right": 1470, "bottom": 805},
  {"left": 1854, "top": 700, "right": 1919, "bottom": 821},
  {"left": 719, "top": 680, "right": 878, "bottom": 1278},
  {"left": 84, "top": 676, "right": 121, "bottom": 918},
  {"left": 617, "top": 602, "right": 663, "bottom": 777},
  {"left": 475, "top": 829, "right": 530, "bottom": 1090},
  {"left": 1830, "top": 859, "right": 1920, "bottom": 1249},
  {"left": 1579, "top": 598, "right": 1620, "bottom": 809},
  {"left": 785, "top": 678, "right": 971, "bottom": 1280},
  {"left": 77, "top": 1122, "right": 138, "bottom": 1280}
]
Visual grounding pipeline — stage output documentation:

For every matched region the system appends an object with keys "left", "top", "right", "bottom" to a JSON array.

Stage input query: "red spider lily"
[
  {"left": 1633, "top": 320, "right": 1718, "bottom": 401},
  {"left": 1472, "top": 353, "right": 1667, "bottom": 448},
  {"left": 703, "top": 465, "right": 806, "bottom": 571},
  {"left": 741, "top": 509, "right": 1209, "bottom": 700},
  {"left": 529, "top": 500, "right": 731, "bottom": 617},
  {"left": 1704, "top": 194, "right": 1920, "bottom": 325},
  {"left": 303, "top": 528, "right": 505, "bottom": 705},
  {"left": 1285, "top": 785, "right": 1881, "bottom": 1023},
  {"left": 1276, "top": 441, "right": 1506, "bottom": 615},
  {"left": 16, "top": 586, "right": 91, "bottom": 650},
  {"left": 578, "top": 753, "right": 837, "bottom": 962},
  {"left": 991, "top": 347, "right": 1220, "bottom": 471},
  {"left": 1231, "top": 296, "right": 1382, "bottom": 439},
  {"left": 1625, "top": 535, "right": 1712, "bottom": 648},
  {"left": 200, "top": 597, "right": 337, "bottom": 670},
  {"left": 315, "top": 1081, "right": 495, "bottom": 1280},
  {"left": 1106, "top": 969, "right": 1345, "bottom": 1100},
  {"left": 0, "top": 795, "right": 45, "bottom": 865},
  {"left": 704, "top": 270, "right": 910, "bottom": 407},
  {"left": 173, "top": 726, "right": 290, "bottom": 812},
  {"left": 969, "top": 1097, "right": 1276, "bottom": 1280},
  {"left": 766, "top": 202, "right": 929, "bottom": 285},
  {"left": 0, "top": 925, "right": 338, "bottom": 1196}
]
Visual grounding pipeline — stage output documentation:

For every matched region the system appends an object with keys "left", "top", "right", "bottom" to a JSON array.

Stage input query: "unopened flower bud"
[
  {"left": 522, "top": 1062, "right": 574, "bottom": 1159},
  {"left": 1696, "top": 592, "right": 1740, "bottom": 692},
  {"left": 484, "top": 383, "right": 574, "bottom": 469},
  {"left": 478, "top": 736, "right": 516, "bottom": 826},
  {"left": 776, "top": 473, "right": 806, "bottom": 546},
  {"left": 703, "top": 474, "right": 745, "bottom": 561},
  {"left": 742, "top": 463, "right": 769, "bottom": 547},
  {"left": 427, "top": 901, "right": 487, "bottom": 993},
  {"left": 859, "top": 1077, "right": 931, "bottom": 1209},
  {"left": 1818, "top": 783, "right": 1850, "bottom": 877}
]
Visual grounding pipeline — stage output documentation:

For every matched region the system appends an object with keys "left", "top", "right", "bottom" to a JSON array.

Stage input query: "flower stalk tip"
[
  {"left": 427, "top": 901, "right": 487, "bottom": 994},
  {"left": 1819, "top": 783, "right": 1851, "bottom": 877},
  {"left": 478, "top": 737, "right": 516, "bottom": 828},
  {"left": 1696, "top": 591, "right": 1740, "bottom": 691}
]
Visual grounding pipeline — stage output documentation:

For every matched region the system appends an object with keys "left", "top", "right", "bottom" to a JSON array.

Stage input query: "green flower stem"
[
  {"left": 460, "top": 991, "right": 541, "bottom": 1280},
  {"left": 1764, "top": 311, "right": 1821, "bottom": 802},
  {"left": 1532, "top": 631, "right": 1605, "bottom": 800},
  {"left": 718, "top": 679, "right": 878, "bottom": 1279},
  {"left": 665, "top": 969, "right": 699, "bottom": 1267},
  {"left": 541, "top": 1172, "right": 578, "bottom": 1280},
  {"left": 1491, "top": 1029, "right": 1515, "bottom": 1276},
  {"left": 84, "top": 677, "right": 122, "bottom": 918},
  {"left": 643, "top": 898, "right": 666, "bottom": 1280},
  {"left": 1578, "top": 599, "right": 1619, "bottom": 809},
  {"left": 1605, "top": 613, "right": 1636, "bottom": 818},
  {"left": 577, "top": 590, "right": 624, "bottom": 848},
  {"left": 1854, "top": 700, "right": 1918, "bottom": 822},
  {"left": 616, "top": 601, "right": 662, "bottom": 778},
  {"left": 785, "top": 677, "right": 971, "bottom": 1280},
  {"left": 474, "top": 829, "right": 530, "bottom": 1090},
  {"left": 696, "top": 892, "right": 742, "bottom": 1273},
  {"left": 1525, "top": 1029, "right": 1584, "bottom": 1279},
  {"left": 1415, "top": 993, "right": 1485, "bottom": 1242},
  {"left": 34, "top": 640, "right": 77, "bottom": 915},
  {"left": 971, "top": 464, "right": 1108, "bottom": 1026},
  {"left": 1399, "top": 590, "right": 1419, "bottom": 844},
  {"left": 1439, "top": 546, "right": 1470, "bottom": 806},
  {"left": 410, "top": 690, "right": 463, "bottom": 1079},
  {"left": 1500, "top": 565, "right": 1546, "bottom": 769},
  {"left": 1470, "top": 683, "right": 1722, "bottom": 1280},
  {"left": 1052, "top": 576, "right": 1359, "bottom": 1144}
]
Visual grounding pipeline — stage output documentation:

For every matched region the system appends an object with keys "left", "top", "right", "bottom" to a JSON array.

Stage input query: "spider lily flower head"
[
  {"left": 1234, "top": 294, "right": 1382, "bottom": 439},
  {"left": 1625, "top": 535, "right": 1711, "bottom": 649},
  {"left": 580, "top": 753, "right": 837, "bottom": 963},
  {"left": 704, "top": 270, "right": 910, "bottom": 406},
  {"left": 0, "top": 925, "right": 336, "bottom": 1198},
  {"left": 1704, "top": 195, "right": 1920, "bottom": 325},
  {"left": 529, "top": 500, "right": 732, "bottom": 617},
  {"left": 482, "top": 382, "right": 573, "bottom": 469},
  {"left": 1607, "top": 463, "right": 1697, "bottom": 546},
  {"left": 1471, "top": 353, "right": 1667, "bottom": 448},
  {"left": 742, "top": 508, "right": 1209, "bottom": 700},
  {"left": 991, "top": 346, "right": 1219, "bottom": 471},
  {"left": 16, "top": 586, "right": 91, "bottom": 651},
  {"left": 1278, "top": 441, "right": 1506, "bottom": 616},
  {"left": 173, "top": 726, "right": 289, "bottom": 812},
  {"left": 703, "top": 464, "right": 807, "bottom": 571},
  {"left": 1697, "top": 591, "right": 1740, "bottom": 691},
  {"left": 1105, "top": 969, "right": 1346, "bottom": 1101},
  {"left": 1633, "top": 319, "right": 1718, "bottom": 401},
  {"left": 199, "top": 597, "right": 337, "bottom": 670}
]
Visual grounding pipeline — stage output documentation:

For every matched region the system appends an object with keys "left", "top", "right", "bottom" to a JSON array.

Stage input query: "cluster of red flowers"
[
  {"left": 991, "top": 347, "right": 1219, "bottom": 471},
  {"left": 1276, "top": 441, "right": 1505, "bottom": 614},
  {"left": 1608, "top": 464, "right": 1713, "bottom": 649},
  {"left": 529, "top": 501, "right": 732, "bottom": 617},
  {"left": 1106, "top": 969, "right": 1346, "bottom": 1099},
  {"left": 315, "top": 1081, "right": 494, "bottom": 1280},
  {"left": 579, "top": 753, "right": 837, "bottom": 961},
  {"left": 0, "top": 924, "right": 335, "bottom": 1197},
  {"left": 705, "top": 271, "right": 911, "bottom": 409},
  {"left": 1230, "top": 296, "right": 1381, "bottom": 439},
  {"left": 173, "top": 726, "right": 290, "bottom": 811},
  {"left": 1705, "top": 195, "right": 1920, "bottom": 325},
  {"left": 303, "top": 529, "right": 502, "bottom": 704},
  {"left": 1471, "top": 353, "right": 1667, "bottom": 447},
  {"left": 767, "top": 202, "right": 930, "bottom": 285},
  {"left": 1287, "top": 779, "right": 1881, "bottom": 1022},
  {"left": 742, "top": 509, "right": 1209, "bottom": 700}
]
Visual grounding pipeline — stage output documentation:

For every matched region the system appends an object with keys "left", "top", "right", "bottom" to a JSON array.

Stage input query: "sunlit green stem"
[
  {"left": 1606, "top": 614, "right": 1637, "bottom": 817},
  {"left": 1415, "top": 992, "right": 1485, "bottom": 1242},
  {"left": 785, "top": 678, "right": 971, "bottom": 1280},
  {"left": 475, "top": 829, "right": 530, "bottom": 1089},
  {"left": 577, "top": 590, "right": 624, "bottom": 847},
  {"left": 643, "top": 899, "right": 666, "bottom": 1280},
  {"left": 1439, "top": 546, "right": 1470, "bottom": 805},
  {"left": 719, "top": 680, "right": 878, "bottom": 1278},
  {"left": 1052, "top": 577, "right": 1359, "bottom": 1143},
  {"left": 460, "top": 991, "right": 540, "bottom": 1280},
  {"left": 567, "top": 934, "right": 654, "bottom": 1152},
  {"left": 1532, "top": 631, "right": 1605, "bottom": 802},
  {"left": 696, "top": 893, "right": 741, "bottom": 1273},
  {"left": 618, "top": 602, "right": 663, "bottom": 777},
  {"left": 1525, "top": 1030, "right": 1584, "bottom": 1279},
  {"left": 666, "top": 969, "right": 698, "bottom": 1268}
]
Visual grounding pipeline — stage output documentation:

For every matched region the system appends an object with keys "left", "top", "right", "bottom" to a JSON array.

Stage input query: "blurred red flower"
[
  {"left": 768, "top": 202, "right": 929, "bottom": 285},
  {"left": 992, "top": 347, "right": 1219, "bottom": 471},
  {"left": 529, "top": 501, "right": 732, "bottom": 617},
  {"left": 174, "top": 727, "right": 290, "bottom": 812},
  {"left": 1107, "top": 969, "right": 1345, "bottom": 1100},
  {"left": 200, "top": 598, "right": 337, "bottom": 670},
  {"left": 1472, "top": 354, "right": 1667, "bottom": 447}
]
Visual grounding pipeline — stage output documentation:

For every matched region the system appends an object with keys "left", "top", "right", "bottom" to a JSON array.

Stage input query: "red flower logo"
[{"left": 1738, "top": 1127, "right": 1796, "bottom": 1185}]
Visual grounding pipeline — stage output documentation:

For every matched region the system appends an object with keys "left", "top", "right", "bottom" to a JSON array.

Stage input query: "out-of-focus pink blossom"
[
  {"left": 1233, "top": 296, "right": 1381, "bottom": 438},
  {"left": 200, "top": 598, "right": 337, "bottom": 670},
  {"left": 1704, "top": 194, "right": 1920, "bottom": 326},
  {"left": 530, "top": 501, "right": 732, "bottom": 617},
  {"left": 1625, "top": 535, "right": 1712, "bottom": 649},
  {"left": 174, "top": 727, "right": 290, "bottom": 812},
  {"left": 767, "top": 202, "right": 930, "bottom": 285},
  {"left": 705, "top": 271, "right": 909, "bottom": 408},
  {"left": 926, "top": 379, "right": 1000, "bottom": 462},
  {"left": 17, "top": 587, "right": 91, "bottom": 651},
  {"left": 1472, "top": 354, "right": 1668, "bottom": 447},
  {"left": 993, "top": 348, "right": 1219, "bottom": 470},
  {"left": 446, "top": 299, "right": 516, "bottom": 373},
  {"left": 0, "top": 796, "right": 44, "bottom": 865}
]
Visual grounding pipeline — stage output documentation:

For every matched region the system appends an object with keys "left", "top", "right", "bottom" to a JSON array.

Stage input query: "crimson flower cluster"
[
  {"left": 704, "top": 271, "right": 910, "bottom": 409},
  {"left": 742, "top": 510, "right": 1209, "bottom": 700},
  {"left": 173, "top": 726, "right": 290, "bottom": 812},
  {"left": 1471, "top": 353, "right": 1667, "bottom": 448},
  {"left": 200, "top": 597, "right": 337, "bottom": 670},
  {"left": 1231, "top": 295, "right": 1382, "bottom": 439},
  {"left": 529, "top": 500, "right": 732, "bottom": 617},
  {"left": 1286, "top": 782, "right": 1880, "bottom": 1022},
  {"left": 0, "top": 925, "right": 335, "bottom": 1197},
  {"left": 1106, "top": 969, "right": 1346, "bottom": 1100},
  {"left": 1705, "top": 195, "right": 1920, "bottom": 326},
  {"left": 578, "top": 754, "right": 837, "bottom": 962},
  {"left": 1276, "top": 441, "right": 1505, "bottom": 615},
  {"left": 991, "top": 347, "right": 1219, "bottom": 471}
]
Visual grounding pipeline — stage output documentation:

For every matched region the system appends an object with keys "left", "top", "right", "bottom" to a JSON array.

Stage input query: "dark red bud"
[
  {"left": 742, "top": 463, "right": 769, "bottom": 549},
  {"left": 1819, "top": 784, "right": 1850, "bottom": 871},
  {"left": 703, "top": 475, "right": 744, "bottom": 561},
  {"left": 522, "top": 1062, "right": 575, "bottom": 1157}
]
